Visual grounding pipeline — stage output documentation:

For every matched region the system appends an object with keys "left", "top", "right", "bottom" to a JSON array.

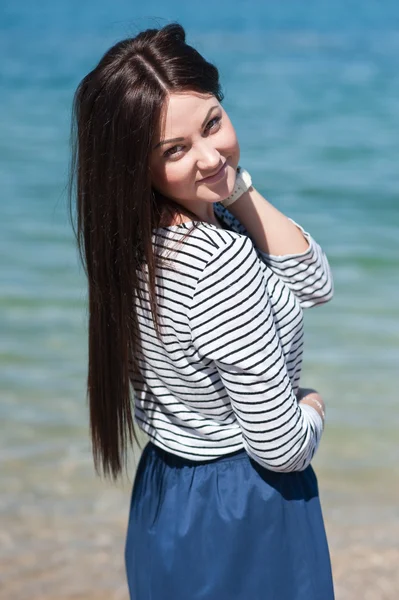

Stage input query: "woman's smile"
[
  {"left": 198, "top": 160, "right": 228, "bottom": 184},
  {"left": 149, "top": 93, "right": 240, "bottom": 222}
]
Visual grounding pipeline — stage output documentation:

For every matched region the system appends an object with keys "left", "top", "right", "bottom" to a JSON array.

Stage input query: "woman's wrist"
[
  {"left": 220, "top": 166, "right": 252, "bottom": 207},
  {"left": 299, "top": 395, "right": 326, "bottom": 423},
  {"left": 300, "top": 402, "right": 325, "bottom": 433}
]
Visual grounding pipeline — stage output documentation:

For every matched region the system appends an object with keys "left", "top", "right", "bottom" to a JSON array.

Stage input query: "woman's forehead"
[{"left": 156, "top": 91, "right": 219, "bottom": 136}]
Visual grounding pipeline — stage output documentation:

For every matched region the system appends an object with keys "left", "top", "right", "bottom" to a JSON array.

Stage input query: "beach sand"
[
  {"left": 327, "top": 522, "right": 399, "bottom": 600},
  {"left": 2, "top": 434, "right": 398, "bottom": 600},
  {"left": 2, "top": 500, "right": 398, "bottom": 600}
]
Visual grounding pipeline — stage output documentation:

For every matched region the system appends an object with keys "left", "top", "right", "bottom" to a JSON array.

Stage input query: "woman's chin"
[{"left": 215, "top": 165, "right": 235, "bottom": 199}]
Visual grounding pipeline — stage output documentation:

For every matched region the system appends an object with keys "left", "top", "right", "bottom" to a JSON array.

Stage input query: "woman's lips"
[{"left": 199, "top": 162, "right": 227, "bottom": 184}]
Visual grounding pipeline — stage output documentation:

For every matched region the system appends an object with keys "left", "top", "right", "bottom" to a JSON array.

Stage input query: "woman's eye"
[
  {"left": 163, "top": 145, "right": 184, "bottom": 158},
  {"left": 163, "top": 117, "right": 222, "bottom": 159},
  {"left": 206, "top": 116, "right": 222, "bottom": 131}
]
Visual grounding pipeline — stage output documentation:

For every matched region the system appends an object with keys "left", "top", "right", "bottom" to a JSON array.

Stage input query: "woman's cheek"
[
  {"left": 159, "top": 164, "right": 191, "bottom": 198},
  {"left": 165, "top": 164, "right": 185, "bottom": 187}
]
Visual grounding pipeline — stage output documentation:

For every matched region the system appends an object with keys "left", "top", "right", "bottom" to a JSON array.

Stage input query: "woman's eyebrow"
[{"left": 153, "top": 105, "right": 219, "bottom": 150}]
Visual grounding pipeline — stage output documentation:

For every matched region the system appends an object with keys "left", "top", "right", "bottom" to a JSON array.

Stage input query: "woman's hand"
[{"left": 297, "top": 387, "right": 326, "bottom": 422}]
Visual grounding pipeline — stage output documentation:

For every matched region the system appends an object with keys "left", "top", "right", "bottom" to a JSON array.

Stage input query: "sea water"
[{"left": 1, "top": 1, "right": 398, "bottom": 597}]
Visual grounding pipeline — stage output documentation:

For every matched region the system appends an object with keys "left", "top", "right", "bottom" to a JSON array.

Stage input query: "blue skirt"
[{"left": 125, "top": 441, "right": 335, "bottom": 600}]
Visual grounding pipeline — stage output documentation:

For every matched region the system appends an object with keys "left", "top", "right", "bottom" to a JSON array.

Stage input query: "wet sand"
[
  {"left": 2, "top": 499, "right": 398, "bottom": 599},
  {"left": 2, "top": 440, "right": 398, "bottom": 600},
  {"left": 2, "top": 524, "right": 398, "bottom": 599},
  {"left": 0, "top": 521, "right": 399, "bottom": 600}
]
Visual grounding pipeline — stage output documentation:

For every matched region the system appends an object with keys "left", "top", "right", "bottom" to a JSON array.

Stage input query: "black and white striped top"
[{"left": 131, "top": 201, "right": 333, "bottom": 472}]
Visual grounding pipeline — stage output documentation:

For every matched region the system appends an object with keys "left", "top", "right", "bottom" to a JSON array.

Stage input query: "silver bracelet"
[{"left": 304, "top": 396, "right": 326, "bottom": 421}]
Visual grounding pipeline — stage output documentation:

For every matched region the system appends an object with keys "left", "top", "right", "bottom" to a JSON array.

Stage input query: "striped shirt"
[{"left": 130, "top": 201, "right": 334, "bottom": 472}]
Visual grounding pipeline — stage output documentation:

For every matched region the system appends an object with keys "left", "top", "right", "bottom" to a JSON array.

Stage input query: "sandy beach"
[
  {"left": 2, "top": 515, "right": 398, "bottom": 600},
  {"left": 2, "top": 447, "right": 398, "bottom": 600}
]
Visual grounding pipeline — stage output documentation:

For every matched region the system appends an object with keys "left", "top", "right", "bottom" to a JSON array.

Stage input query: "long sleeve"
[
  {"left": 255, "top": 219, "right": 334, "bottom": 309},
  {"left": 188, "top": 235, "right": 324, "bottom": 473}
]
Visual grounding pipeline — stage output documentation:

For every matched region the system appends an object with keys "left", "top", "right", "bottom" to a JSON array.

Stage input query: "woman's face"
[{"left": 149, "top": 91, "right": 240, "bottom": 218}]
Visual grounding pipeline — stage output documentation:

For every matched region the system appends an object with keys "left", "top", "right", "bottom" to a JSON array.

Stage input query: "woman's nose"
[{"left": 196, "top": 141, "right": 221, "bottom": 170}]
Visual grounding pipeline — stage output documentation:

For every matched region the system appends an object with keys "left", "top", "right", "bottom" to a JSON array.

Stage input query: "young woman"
[{"left": 68, "top": 22, "right": 335, "bottom": 600}]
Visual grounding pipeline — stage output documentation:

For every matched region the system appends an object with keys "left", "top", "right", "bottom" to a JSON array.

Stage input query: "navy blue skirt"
[{"left": 125, "top": 441, "right": 335, "bottom": 600}]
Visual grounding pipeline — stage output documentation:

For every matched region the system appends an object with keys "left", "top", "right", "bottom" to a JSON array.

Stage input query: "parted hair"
[{"left": 67, "top": 22, "right": 224, "bottom": 480}]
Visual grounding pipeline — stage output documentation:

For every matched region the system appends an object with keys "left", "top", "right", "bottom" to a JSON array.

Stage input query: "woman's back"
[{"left": 131, "top": 202, "right": 332, "bottom": 470}]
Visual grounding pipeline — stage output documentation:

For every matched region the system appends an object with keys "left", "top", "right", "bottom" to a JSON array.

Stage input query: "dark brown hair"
[{"left": 67, "top": 22, "right": 224, "bottom": 480}]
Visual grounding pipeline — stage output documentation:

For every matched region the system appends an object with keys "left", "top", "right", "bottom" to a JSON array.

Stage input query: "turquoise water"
[{"left": 1, "top": 1, "right": 398, "bottom": 596}]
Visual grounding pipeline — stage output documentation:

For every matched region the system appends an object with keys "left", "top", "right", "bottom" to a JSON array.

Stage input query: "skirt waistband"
[{"left": 144, "top": 441, "right": 248, "bottom": 469}]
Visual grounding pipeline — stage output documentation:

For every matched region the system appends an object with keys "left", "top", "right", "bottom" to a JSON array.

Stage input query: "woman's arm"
[
  {"left": 297, "top": 387, "right": 326, "bottom": 425},
  {"left": 226, "top": 185, "right": 309, "bottom": 255},
  {"left": 189, "top": 235, "right": 324, "bottom": 473},
  {"left": 224, "top": 185, "right": 334, "bottom": 308}
]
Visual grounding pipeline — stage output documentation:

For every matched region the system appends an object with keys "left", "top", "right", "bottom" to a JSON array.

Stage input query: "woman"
[{"left": 68, "top": 22, "right": 335, "bottom": 599}]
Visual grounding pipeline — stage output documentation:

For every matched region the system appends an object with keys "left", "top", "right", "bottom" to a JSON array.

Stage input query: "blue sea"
[{"left": 1, "top": 1, "right": 398, "bottom": 598}]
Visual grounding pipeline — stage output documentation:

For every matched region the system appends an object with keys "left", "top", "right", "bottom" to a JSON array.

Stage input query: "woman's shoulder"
[
  {"left": 151, "top": 219, "right": 254, "bottom": 282},
  {"left": 153, "top": 219, "right": 245, "bottom": 255},
  {"left": 150, "top": 203, "right": 257, "bottom": 279}
]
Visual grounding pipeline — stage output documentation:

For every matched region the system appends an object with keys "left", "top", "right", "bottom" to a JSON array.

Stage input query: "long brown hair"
[{"left": 67, "top": 22, "right": 224, "bottom": 480}]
